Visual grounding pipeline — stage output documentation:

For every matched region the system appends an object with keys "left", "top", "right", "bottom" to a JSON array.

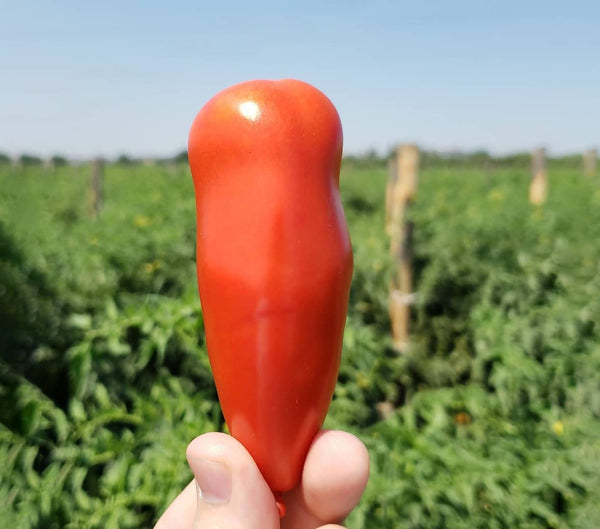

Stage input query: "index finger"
[{"left": 281, "top": 430, "right": 370, "bottom": 529}]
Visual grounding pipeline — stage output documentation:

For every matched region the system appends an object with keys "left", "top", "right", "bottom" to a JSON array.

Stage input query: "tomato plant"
[{"left": 188, "top": 79, "right": 353, "bottom": 493}]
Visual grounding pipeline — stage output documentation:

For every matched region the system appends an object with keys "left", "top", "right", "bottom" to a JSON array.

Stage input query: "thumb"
[{"left": 187, "top": 432, "right": 280, "bottom": 529}]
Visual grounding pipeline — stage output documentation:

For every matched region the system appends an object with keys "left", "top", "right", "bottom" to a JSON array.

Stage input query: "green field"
[{"left": 1, "top": 162, "right": 599, "bottom": 528}]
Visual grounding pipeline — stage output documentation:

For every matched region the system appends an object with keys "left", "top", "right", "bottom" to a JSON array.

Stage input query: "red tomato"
[{"left": 188, "top": 79, "right": 353, "bottom": 493}]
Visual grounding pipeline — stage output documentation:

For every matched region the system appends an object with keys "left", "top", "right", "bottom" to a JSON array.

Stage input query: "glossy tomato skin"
[{"left": 188, "top": 79, "right": 352, "bottom": 493}]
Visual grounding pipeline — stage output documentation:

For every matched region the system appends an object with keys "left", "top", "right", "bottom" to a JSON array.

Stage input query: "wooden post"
[
  {"left": 529, "top": 148, "right": 547, "bottom": 205},
  {"left": 10, "top": 158, "right": 22, "bottom": 176},
  {"left": 584, "top": 149, "right": 597, "bottom": 177},
  {"left": 89, "top": 158, "right": 104, "bottom": 219},
  {"left": 43, "top": 158, "right": 53, "bottom": 176},
  {"left": 166, "top": 161, "right": 178, "bottom": 177},
  {"left": 388, "top": 144, "right": 419, "bottom": 352}
]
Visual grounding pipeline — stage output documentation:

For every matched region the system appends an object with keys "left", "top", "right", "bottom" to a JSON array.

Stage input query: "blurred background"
[{"left": 1, "top": 1, "right": 599, "bottom": 528}]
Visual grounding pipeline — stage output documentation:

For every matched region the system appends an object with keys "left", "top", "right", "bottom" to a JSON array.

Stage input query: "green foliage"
[
  {"left": 19, "top": 154, "right": 43, "bottom": 166},
  {"left": 1, "top": 162, "right": 599, "bottom": 527},
  {"left": 173, "top": 150, "right": 188, "bottom": 164},
  {"left": 51, "top": 156, "right": 69, "bottom": 167},
  {"left": 116, "top": 155, "right": 135, "bottom": 165},
  {"left": 336, "top": 166, "right": 600, "bottom": 528}
]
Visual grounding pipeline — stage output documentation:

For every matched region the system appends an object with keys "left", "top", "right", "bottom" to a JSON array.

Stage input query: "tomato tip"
[{"left": 274, "top": 494, "right": 286, "bottom": 518}]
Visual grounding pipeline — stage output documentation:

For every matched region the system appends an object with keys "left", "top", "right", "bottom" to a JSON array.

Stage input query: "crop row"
[{"left": 1, "top": 164, "right": 599, "bottom": 527}]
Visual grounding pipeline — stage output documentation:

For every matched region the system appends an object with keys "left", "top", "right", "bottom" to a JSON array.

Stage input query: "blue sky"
[{"left": 1, "top": 0, "right": 598, "bottom": 159}]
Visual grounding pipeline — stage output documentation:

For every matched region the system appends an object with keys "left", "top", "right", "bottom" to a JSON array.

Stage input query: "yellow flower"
[
  {"left": 487, "top": 188, "right": 505, "bottom": 202},
  {"left": 552, "top": 420, "right": 564, "bottom": 436},
  {"left": 143, "top": 260, "right": 162, "bottom": 274},
  {"left": 356, "top": 373, "right": 370, "bottom": 389},
  {"left": 134, "top": 215, "right": 151, "bottom": 228}
]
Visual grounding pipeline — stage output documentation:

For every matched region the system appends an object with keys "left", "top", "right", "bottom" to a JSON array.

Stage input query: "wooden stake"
[
  {"left": 11, "top": 158, "right": 22, "bottom": 176},
  {"left": 529, "top": 148, "right": 547, "bottom": 205},
  {"left": 388, "top": 144, "right": 419, "bottom": 352},
  {"left": 89, "top": 158, "right": 104, "bottom": 219},
  {"left": 43, "top": 158, "right": 53, "bottom": 176},
  {"left": 396, "top": 144, "right": 419, "bottom": 202},
  {"left": 167, "top": 162, "right": 177, "bottom": 177},
  {"left": 584, "top": 149, "right": 597, "bottom": 177}
]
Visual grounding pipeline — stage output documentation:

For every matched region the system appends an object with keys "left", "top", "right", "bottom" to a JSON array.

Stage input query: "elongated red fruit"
[{"left": 188, "top": 79, "right": 353, "bottom": 493}]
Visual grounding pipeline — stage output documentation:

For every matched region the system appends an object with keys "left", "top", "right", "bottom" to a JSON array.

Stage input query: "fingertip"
[
  {"left": 302, "top": 430, "right": 370, "bottom": 521},
  {"left": 185, "top": 432, "right": 280, "bottom": 529},
  {"left": 185, "top": 432, "right": 232, "bottom": 465}
]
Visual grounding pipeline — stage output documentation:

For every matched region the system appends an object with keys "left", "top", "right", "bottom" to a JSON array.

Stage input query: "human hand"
[{"left": 154, "top": 430, "right": 369, "bottom": 529}]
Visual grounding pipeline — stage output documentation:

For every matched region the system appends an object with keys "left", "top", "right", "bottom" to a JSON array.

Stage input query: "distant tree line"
[
  {"left": 0, "top": 151, "right": 190, "bottom": 167},
  {"left": 343, "top": 149, "right": 590, "bottom": 170},
  {"left": 0, "top": 148, "right": 589, "bottom": 170},
  {"left": 0, "top": 154, "right": 69, "bottom": 166}
]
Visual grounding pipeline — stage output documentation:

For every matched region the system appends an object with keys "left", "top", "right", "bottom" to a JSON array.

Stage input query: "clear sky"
[{"left": 2, "top": 0, "right": 599, "bottom": 159}]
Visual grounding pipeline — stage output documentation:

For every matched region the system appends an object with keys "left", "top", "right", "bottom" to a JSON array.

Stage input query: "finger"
[
  {"left": 187, "top": 432, "right": 280, "bottom": 529},
  {"left": 282, "top": 430, "right": 369, "bottom": 529},
  {"left": 154, "top": 479, "right": 196, "bottom": 529}
]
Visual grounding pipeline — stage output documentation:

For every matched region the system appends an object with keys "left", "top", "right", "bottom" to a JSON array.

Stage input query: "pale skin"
[{"left": 155, "top": 430, "right": 370, "bottom": 529}]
